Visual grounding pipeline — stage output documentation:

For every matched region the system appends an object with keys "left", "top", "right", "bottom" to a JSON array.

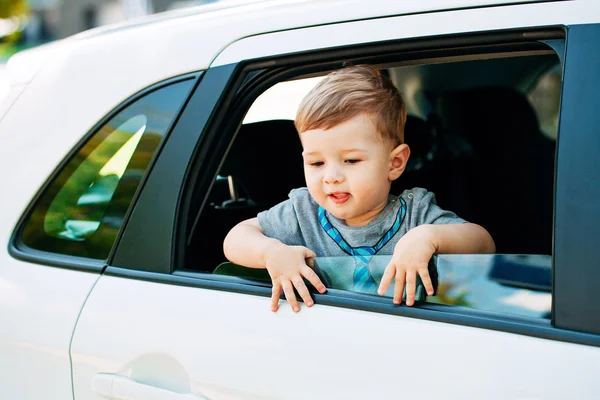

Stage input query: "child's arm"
[
  {"left": 223, "top": 217, "right": 327, "bottom": 312},
  {"left": 378, "top": 223, "right": 495, "bottom": 306}
]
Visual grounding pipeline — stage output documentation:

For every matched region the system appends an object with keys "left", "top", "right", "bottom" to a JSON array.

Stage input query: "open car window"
[{"left": 182, "top": 38, "right": 562, "bottom": 325}]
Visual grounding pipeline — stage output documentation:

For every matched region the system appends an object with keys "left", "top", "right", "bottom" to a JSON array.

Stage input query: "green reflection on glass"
[{"left": 44, "top": 115, "right": 147, "bottom": 241}]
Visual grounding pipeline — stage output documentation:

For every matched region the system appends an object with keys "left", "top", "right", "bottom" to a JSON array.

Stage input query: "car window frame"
[
  {"left": 553, "top": 23, "right": 600, "bottom": 335},
  {"left": 109, "top": 27, "right": 600, "bottom": 346},
  {"left": 8, "top": 72, "right": 201, "bottom": 272}
]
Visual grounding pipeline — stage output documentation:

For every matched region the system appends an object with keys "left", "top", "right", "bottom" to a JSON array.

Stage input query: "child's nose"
[{"left": 323, "top": 166, "right": 344, "bottom": 184}]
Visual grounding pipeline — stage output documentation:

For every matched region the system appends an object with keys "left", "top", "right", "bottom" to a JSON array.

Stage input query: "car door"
[{"left": 70, "top": 3, "right": 600, "bottom": 400}]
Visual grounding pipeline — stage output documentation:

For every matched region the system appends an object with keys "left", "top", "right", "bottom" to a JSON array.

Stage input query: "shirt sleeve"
[
  {"left": 257, "top": 198, "right": 305, "bottom": 246},
  {"left": 410, "top": 188, "right": 467, "bottom": 226}
]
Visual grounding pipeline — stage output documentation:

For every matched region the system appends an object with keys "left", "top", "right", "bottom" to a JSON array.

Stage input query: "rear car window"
[{"left": 19, "top": 78, "right": 194, "bottom": 259}]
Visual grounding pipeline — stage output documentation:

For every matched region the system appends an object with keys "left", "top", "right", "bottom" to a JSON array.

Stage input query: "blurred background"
[
  {"left": 0, "top": 0, "right": 224, "bottom": 86},
  {"left": 0, "top": 0, "right": 222, "bottom": 58}
]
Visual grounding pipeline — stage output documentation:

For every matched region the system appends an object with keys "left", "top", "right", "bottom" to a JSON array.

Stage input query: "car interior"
[{"left": 183, "top": 50, "right": 560, "bottom": 315}]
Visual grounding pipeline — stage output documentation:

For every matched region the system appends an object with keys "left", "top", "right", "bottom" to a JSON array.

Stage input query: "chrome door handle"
[{"left": 92, "top": 373, "right": 208, "bottom": 400}]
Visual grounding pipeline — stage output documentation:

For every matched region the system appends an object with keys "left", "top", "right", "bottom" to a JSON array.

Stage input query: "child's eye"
[
  {"left": 309, "top": 161, "right": 324, "bottom": 167},
  {"left": 345, "top": 159, "right": 361, "bottom": 164}
]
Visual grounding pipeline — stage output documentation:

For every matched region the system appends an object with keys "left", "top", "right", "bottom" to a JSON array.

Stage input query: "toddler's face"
[{"left": 301, "top": 113, "right": 402, "bottom": 227}]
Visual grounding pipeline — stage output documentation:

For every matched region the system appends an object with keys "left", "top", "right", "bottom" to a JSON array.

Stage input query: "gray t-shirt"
[{"left": 257, "top": 187, "right": 466, "bottom": 258}]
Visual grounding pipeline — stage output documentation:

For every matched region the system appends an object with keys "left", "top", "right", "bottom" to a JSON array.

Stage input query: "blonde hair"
[{"left": 295, "top": 65, "right": 407, "bottom": 145}]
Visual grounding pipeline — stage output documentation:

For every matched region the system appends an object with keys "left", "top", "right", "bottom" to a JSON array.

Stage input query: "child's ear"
[{"left": 388, "top": 143, "right": 410, "bottom": 181}]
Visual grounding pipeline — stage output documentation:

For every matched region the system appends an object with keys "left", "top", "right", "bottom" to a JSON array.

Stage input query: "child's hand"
[
  {"left": 264, "top": 243, "right": 327, "bottom": 313},
  {"left": 377, "top": 225, "right": 437, "bottom": 306}
]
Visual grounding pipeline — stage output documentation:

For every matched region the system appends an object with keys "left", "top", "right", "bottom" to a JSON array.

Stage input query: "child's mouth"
[{"left": 328, "top": 192, "right": 350, "bottom": 204}]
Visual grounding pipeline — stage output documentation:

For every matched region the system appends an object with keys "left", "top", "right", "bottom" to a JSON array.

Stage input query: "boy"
[{"left": 223, "top": 65, "right": 495, "bottom": 312}]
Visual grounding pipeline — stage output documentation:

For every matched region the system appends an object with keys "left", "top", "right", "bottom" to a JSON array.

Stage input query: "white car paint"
[
  {"left": 0, "top": 39, "right": 102, "bottom": 397},
  {"left": 0, "top": 262, "right": 99, "bottom": 399},
  {"left": 212, "top": 0, "right": 600, "bottom": 67},
  {"left": 72, "top": 276, "right": 600, "bottom": 399}
]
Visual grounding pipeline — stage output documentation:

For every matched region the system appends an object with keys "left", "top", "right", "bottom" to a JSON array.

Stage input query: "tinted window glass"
[
  {"left": 313, "top": 254, "right": 550, "bottom": 319},
  {"left": 427, "top": 254, "right": 551, "bottom": 319},
  {"left": 21, "top": 78, "right": 194, "bottom": 259},
  {"left": 212, "top": 254, "right": 551, "bottom": 319}
]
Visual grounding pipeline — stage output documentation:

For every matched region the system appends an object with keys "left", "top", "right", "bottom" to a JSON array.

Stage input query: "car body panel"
[
  {"left": 71, "top": 275, "right": 600, "bottom": 399},
  {"left": 0, "top": 260, "right": 99, "bottom": 399},
  {"left": 72, "top": 0, "right": 547, "bottom": 46},
  {"left": 212, "top": 0, "right": 600, "bottom": 67},
  {"left": 0, "top": 38, "right": 104, "bottom": 398}
]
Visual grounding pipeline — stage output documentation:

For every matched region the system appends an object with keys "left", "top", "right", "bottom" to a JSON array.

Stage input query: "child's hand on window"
[
  {"left": 378, "top": 225, "right": 437, "bottom": 306},
  {"left": 264, "top": 243, "right": 327, "bottom": 312}
]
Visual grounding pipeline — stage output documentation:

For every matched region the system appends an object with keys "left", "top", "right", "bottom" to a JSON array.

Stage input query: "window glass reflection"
[
  {"left": 21, "top": 79, "right": 195, "bottom": 259},
  {"left": 314, "top": 254, "right": 551, "bottom": 319},
  {"left": 45, "top": 115, "right": 148, "bottom": 241}
]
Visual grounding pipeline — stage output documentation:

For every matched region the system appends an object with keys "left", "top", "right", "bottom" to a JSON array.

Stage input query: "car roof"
[
  {"left": 7, "top": 0, "right": 548, "bottom": 86},
  {"left": 73, "top": 0, "right": 543, "bottom": 41}
]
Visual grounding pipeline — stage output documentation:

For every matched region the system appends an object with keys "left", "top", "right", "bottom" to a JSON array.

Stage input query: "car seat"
[
  {"left": 437, "top": 87, "right": 555, "bottom": 255},
  {"left": 391, "top": 115, "right": 436, "bottom": 195},
  {"left": 218, "top": 119, "right": 305, "bottom": 209},
  {"left": 391, "top": 114, "right": 473, "bottom": 220},
  {"left": 187, "top": 119, "right": 304, "bottom": 270}
]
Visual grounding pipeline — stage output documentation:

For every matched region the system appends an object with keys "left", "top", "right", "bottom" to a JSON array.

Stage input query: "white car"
[{"left": 1, "top": 0, "right": 600, "bottom": 398}]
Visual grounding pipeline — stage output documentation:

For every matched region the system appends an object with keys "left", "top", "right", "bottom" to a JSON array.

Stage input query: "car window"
[
  {"left": 20, "top": 78, "right": 195, "bottom": 259},
  {"left": 314, "top": 254, "right": 550, "bottom": 318},
  {"left": 427, "top": 254, "right": 551, "bottom": 319},
  {"left": 184, "top": 46, "right": 562, "bottom": 321}
]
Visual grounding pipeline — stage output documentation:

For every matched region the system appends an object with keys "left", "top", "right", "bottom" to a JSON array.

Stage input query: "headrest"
[
  {"left": 438, "top": 87, "right": 541, "bottom": 151},
  {"left": 404, "top": 115, "right": 434, "bottom": 158},
  {"left": 220, "top": 119, "right": 305, "bottom": 207}
]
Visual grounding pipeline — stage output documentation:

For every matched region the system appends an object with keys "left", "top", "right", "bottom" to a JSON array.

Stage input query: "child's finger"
[
  {"left": 271, "top": 282, "right": 281, "bottom": 312},
  {"left": 292, "top": 276, "right": 314, "bottom": 307},
  {"left": 282, "top": 280, "right": 300, "bottom": 312},
  {"left": 303, "top": 247, "right": 317, "bottom": 259},
  {"left": 301, "top": 266, "right": 327, "bottom": 293},
  {"left": 378, "top": 264, "right": 396, "bottom": 295},
  {"left": 393, "top": 269, "right": 405, "bottom": 304},
  {"left": 418, "top": 266, "right": 435, "bottom": 296},
  {"left": 405, "top": 269, "right": 417, "bottom": 306}
]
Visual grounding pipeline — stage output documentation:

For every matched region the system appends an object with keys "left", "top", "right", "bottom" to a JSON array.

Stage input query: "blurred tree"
[
  {"left": 0, "top": 0, "right": 29, "bottom": 55},
  {"left": 0, "top": 0, "right": 28, "bottom": 19}
]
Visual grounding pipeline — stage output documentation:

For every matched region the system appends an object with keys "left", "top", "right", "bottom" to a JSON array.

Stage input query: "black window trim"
[
  {"left": 8, "top": 72, "right": 202, "bottom": 273},
  {"left": 111, "top": 64, "right": 239, "bottom": 272},
  {"left": 110, "top": 27, "right": 600, "bottom": 345},
  {"left": 553, "top": 23, "right": 600, "bottom": 335}
]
